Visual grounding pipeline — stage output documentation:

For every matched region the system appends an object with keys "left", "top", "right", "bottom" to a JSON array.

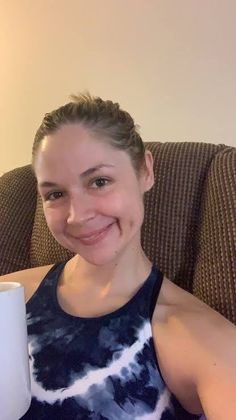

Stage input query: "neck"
[{"left": 64, "top": 244, "right": 152, "bottom": 296}]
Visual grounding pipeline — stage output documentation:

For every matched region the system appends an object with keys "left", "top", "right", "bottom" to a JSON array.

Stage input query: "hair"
[{"left": 32, "top": 92, "right": 146, "bottom": 173}]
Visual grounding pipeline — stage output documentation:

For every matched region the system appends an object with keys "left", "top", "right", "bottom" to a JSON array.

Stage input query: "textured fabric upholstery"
[
  {"left": 0, "top": 142, "right": 235, "bottom": 323},
  {"left": 193, "top": 147, "right": 236, "bottom": 322},
  {"left": 0, "top": 165, "right": 37, "bottom": 272}
]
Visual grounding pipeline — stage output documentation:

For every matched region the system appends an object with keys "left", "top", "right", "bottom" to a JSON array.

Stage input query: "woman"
[{"left": 1, "top": 93, "right": 236, "bottom": 419}]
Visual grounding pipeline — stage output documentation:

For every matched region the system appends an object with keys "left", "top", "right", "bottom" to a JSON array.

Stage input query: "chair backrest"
[{"left": 1, "top": 142, "right": 235, "bottom": 323}]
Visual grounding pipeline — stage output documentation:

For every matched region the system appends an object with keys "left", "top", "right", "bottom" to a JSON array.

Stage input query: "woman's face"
[{"left": 34, "top": 123, "right": 154, "bottom": 266}]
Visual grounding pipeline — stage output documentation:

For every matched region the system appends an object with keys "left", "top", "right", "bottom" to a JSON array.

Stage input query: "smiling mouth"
[{"left": 69, "top": 223, "right": 115, "bottom": 246}]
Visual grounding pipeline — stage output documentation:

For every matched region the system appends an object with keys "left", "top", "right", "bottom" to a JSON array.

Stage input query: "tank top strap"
[
  {"left": 130, "top": 265, "right": 164, "bottom": 321},
  {"left": 44, "top": 262, "right": 66, "bottom": 284},
  {"left": 27, "top": 262, "right": 66, "bottom": 307},
  {"left": 149, "top": 266, "right": 164, "bottom": 319}
]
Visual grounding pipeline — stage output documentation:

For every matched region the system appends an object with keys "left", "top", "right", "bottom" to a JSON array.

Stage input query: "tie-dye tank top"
[{"left": 21, "top": 262, "right": 201, "bottom": 420}]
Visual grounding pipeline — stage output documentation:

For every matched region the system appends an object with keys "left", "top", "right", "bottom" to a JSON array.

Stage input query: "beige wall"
[{"left": 1, "top": 0, "right": 236, "bottom": 174}]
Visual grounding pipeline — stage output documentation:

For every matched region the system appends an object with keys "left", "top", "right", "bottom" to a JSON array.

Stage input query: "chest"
[
  {"left": 25, "top": 271, "right": 199, "bottom": 419},
  {"left": 57, "top": 283, "right": 133, "bottom": 318},
  {"left": 26, "top": 304, "right": 174, "bottom": 419}
]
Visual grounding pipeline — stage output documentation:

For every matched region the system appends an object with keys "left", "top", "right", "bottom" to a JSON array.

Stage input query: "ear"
[{"left": 141, "top": 150, "right": 154, "bottom": 193}]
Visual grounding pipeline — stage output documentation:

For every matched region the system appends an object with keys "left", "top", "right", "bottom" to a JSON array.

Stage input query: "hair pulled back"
[{"left": 32, "top": 93, "right": 145, "bottom": 173}]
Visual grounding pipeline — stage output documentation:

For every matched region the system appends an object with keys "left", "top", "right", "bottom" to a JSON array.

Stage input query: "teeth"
[
  {"left": 85, "top": 233, "right": 100, "bottom": 240},
  {"left": 81, "top": 226, "right": 108, "bottom": 242},
  {"left": 84, "top": 230, "right": 104, "bottom": 240}
]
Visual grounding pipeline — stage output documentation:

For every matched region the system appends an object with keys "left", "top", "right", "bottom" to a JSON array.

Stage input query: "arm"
[
  {"left": 195, "top": 310, "right": 236, "bottom": 419},
  {"left": 152, "top": 280, "right": 236, "bottom": 418},
  {"left": 0, "top": 265, "right": 53, "bottom": 302}
]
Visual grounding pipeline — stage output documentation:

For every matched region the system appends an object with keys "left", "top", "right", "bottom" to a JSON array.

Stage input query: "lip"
[{"left": 68, "top": 223, "right": 114, "bottom": 246}]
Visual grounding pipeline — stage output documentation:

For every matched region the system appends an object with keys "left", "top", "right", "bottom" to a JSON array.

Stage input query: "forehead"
[
  {"left": 34, "top": 123, "right": 133, "bottom": 179},
  {"left": 40, "top": 123, "right": 112, "bottom": 153}
]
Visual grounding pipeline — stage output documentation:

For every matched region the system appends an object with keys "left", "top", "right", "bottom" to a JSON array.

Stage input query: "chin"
[
  {"left": 52, "top": 236, "right": 117, "bottom": 266},
  {"left": 76, "top": 249, "right": 121, "bottom": 267}
]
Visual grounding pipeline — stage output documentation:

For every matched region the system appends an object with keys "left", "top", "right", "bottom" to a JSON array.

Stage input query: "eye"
[
  {"left": 45, "top": 191, "right": 63, "bottom": 201},
  {"left": 91, "top": 177, "right": 110, "bottom": 189}
]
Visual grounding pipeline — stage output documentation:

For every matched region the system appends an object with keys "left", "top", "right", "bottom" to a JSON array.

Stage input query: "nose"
[{"left": 66, "top": 194, "right": 95, "bottom": 225}]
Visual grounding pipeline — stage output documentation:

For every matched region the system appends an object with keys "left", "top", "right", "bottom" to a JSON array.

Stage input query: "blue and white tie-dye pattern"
[{"left": 21, "top": 263, "right": 201, "bottom": 419}]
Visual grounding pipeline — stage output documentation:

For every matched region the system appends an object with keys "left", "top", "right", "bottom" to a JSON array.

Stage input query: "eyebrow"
[{"left": 38, "top": 164, "right": 115, "bottom": 188}]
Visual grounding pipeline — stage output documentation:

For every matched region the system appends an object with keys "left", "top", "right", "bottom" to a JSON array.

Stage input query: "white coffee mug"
[{"left": 0, "top": 282, "right": 31, "bottom": 420}]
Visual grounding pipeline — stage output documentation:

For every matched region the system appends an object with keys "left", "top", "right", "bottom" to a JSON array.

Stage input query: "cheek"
[
  {"left": 130, "top": 200, "right": 144, "bottom": 225},
  {"left": 105, "top": 190, "right": 144, "bottom": 224},
  {"left": 129, "top": 192, "right": 145, "bottom": 225},
  {"left": 97, "top": 194, "right": 123, "bottom": 216},
  {"left": 43, "top": 207, "right": 65, "bottom": 232}
]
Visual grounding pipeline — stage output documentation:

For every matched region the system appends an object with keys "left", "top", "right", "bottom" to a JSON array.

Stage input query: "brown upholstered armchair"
[{"left": 1, "top": 142, "right": 235, "bottom": 324}]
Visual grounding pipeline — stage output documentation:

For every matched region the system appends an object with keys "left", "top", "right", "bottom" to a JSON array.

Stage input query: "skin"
[{"left": 1, "top": 123, "right": 236, "bottom": 419}]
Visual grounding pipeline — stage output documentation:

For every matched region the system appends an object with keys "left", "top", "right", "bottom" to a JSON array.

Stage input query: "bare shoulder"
[
  {"left": 152, "top": 277, "right": 236, "bottom": 416},
  {"left": 155, "top": 275, "right": 236, "bottom": 334},
  {"left": 0, "top": 265, "right": 53, "bottom": 302}
]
